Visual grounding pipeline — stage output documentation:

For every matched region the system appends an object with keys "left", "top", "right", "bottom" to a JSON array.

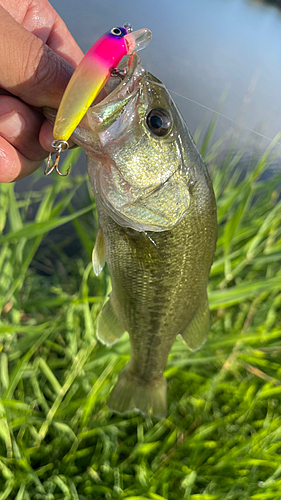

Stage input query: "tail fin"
[{"left": 108, "top": 368, "right": 167, "bottom": 419}]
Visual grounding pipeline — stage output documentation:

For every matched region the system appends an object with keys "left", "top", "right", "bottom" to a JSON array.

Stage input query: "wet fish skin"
[{"left": 73, "top": 54, "right": 217, "bottom": 418}]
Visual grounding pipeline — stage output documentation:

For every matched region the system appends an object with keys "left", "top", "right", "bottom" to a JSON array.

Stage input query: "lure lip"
[{"left": 124, "top": 28, "right": 152, "bottom": 55}]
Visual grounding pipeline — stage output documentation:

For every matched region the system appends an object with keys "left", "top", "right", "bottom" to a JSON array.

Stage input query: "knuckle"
[
  {"left": 33, "top": 44, "right": 58, "bottom": 89},
  {"left": 19, "top": 41, "right": 61, "bottom": 104}
]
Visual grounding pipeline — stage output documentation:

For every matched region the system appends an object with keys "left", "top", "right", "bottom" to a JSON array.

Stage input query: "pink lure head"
[{"left": 85, "top": 26, "right": 134, "bottom": 68}]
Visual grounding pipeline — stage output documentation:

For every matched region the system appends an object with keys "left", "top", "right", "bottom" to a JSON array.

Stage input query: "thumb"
[{"left": 0, "top": 6, "right": 75, "bottom": 109}]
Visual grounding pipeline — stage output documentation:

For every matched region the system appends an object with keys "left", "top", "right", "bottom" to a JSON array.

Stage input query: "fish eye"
[
  {"left": 146, "top": 108, "right": 172, "bottom": 137},
  {"left": 111, "top": 27, "right": 122, "bottom": 36}
]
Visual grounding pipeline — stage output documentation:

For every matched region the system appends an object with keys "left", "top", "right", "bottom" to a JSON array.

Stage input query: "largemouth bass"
[{"left": 55, "top": 53, "right": 217, "bottom": 418}]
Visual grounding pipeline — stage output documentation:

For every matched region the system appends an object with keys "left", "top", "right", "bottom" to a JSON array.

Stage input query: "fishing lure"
[{"left": 45, "top": 24, "right": 152, "bottom": 176}]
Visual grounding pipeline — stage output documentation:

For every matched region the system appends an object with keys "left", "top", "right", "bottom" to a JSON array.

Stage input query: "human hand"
[{"left": 0, "top": 0, "right": 83, "bottom": 182}]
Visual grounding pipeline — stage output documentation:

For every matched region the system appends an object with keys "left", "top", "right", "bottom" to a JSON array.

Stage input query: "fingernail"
[{"left": 0, "top": 111, "right": 25, "bottom": 139}]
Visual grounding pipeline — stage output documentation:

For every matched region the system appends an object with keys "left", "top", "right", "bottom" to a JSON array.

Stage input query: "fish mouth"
[{"left": 93, "top": 51, "right": 142, "bottom": 106}]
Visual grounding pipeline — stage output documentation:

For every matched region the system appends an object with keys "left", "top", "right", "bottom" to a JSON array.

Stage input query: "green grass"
[{"left": 0, "top": 125, "right": 281, "bottom": 500}]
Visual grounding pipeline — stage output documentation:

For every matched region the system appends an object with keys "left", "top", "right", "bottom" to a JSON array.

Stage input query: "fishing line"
[{"left": 168, "top": 89, "right": 281, "bottom": 148}]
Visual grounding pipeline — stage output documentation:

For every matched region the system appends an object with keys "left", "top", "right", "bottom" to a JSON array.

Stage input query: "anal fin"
[
  {"left": 92, "top": 226, "right": 105, "bottom": 276},
  {"left": 97, "top": 296, "right": 125, "bottom": 346},
  {"left": 181, "top": 293, "right": 210, "bottom": 351}
]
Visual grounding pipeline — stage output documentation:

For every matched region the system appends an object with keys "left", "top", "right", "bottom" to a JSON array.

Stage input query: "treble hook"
[{"left": 44, "top": 140, "right": 71, "bottom": 176}]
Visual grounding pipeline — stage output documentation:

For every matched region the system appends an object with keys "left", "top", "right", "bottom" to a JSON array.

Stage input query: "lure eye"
[
  {"left": 111, "top": 27, "right": 122, "bottom": 36},
  {"left": 146, "top": 108, "right": 172, "bottom": 137}
]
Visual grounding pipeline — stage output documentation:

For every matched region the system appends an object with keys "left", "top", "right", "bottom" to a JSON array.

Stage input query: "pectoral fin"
[
  {"left": 181, "top": 294, "right": 210, "bottom": 351},
  {"left": 97, "top": 296, "right": 125, "bottom": 346},
  {"left": 92, "top": 226, "right": 105, "bottom": 276}
]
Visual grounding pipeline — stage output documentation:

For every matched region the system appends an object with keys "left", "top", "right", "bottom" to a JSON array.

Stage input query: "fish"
[{"left": 45, "top": 51, "right": 217, "bottom": 418}]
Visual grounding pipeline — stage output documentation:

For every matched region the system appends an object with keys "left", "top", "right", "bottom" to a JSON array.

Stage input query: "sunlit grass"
[{"left": 0, "top": 126, "right": 281, "bottom": 499}]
